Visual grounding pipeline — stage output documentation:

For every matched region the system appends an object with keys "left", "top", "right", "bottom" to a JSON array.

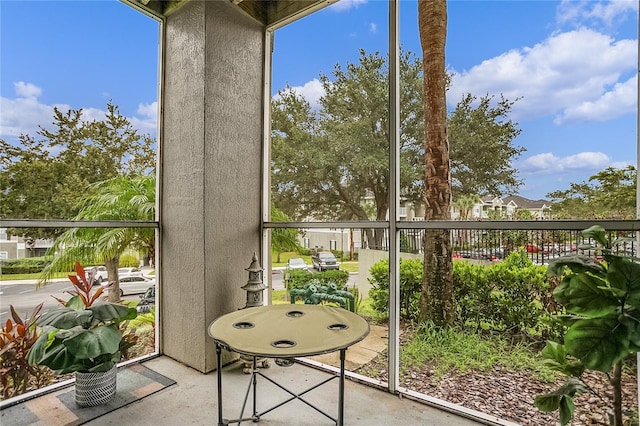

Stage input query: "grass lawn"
[{"left": 0, "top": 271, "right": 69, "bottom": 281}]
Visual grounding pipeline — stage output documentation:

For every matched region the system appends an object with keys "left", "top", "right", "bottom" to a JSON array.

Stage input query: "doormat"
[{"left": 1, "top": 363, "right": 176, "bottom": 426}]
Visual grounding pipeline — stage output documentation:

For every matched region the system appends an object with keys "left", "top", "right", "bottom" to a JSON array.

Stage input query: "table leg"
[
  {"left": 339, "top": 348, "right": 345, "bottom": 426},
  {"left": 216, "top": 344, "right": 224, "bottom": 426},
  {"left": 252, "top": 356, "right": 258, "bottom": 420}
]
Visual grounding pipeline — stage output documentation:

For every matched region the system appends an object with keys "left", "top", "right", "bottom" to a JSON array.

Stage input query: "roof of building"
[
  {"left": 126, "top": 0, "right": 336, "bottom": 28},
  {"left": 480, "top": 195, "right": 550, "bottom": 209},
  {"left": 503, "top": 195, "right": 550, "bottom": 209}
]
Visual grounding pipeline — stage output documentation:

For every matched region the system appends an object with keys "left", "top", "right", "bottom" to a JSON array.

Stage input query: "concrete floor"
[{"left": 82, "top": 356, "right": 489, "bottom": 426}]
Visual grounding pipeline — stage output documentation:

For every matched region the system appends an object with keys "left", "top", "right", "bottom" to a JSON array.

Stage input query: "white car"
[
  {"left": 85, "top": 266, "right": 108, "bottom": 283},
  {"left": 118, "top": 267, "right": 144, "bottom": 278},
  {"left": 286, "top": 257, "right": 309, "bottom": 271},
  {"left": 102, "top": 275, "right": 155, "bottom": 297}
]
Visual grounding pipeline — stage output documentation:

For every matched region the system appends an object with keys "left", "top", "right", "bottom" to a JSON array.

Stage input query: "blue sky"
[{"left": 1, "top": 0, "right": 638, "bottom": 201}]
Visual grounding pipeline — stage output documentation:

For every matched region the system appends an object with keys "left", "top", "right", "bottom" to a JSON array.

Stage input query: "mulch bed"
[{"left": 356, "top": 324, "right": 638, "bottom": 426}]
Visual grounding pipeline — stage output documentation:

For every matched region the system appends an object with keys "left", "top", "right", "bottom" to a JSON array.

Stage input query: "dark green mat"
[{"left": 1, "top": 363, "right": 176, "bottom": 426}]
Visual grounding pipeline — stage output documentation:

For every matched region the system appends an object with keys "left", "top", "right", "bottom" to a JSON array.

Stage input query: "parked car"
[
  {"left": 102, "top": 275, "right": 155, "bottom": 297},
  {"left": 85, "top": 265, "right": 108, "bottom": 283},
  {"left": 286, "top": 257, "right": 308, "bottom": 271},
  {"left": 311, "top": 251, "right": 339, "bottom": 272},
  {"left": 525, "top": 243, "right": 547, "bottom": 254},
  {"left": 118, "top": 267, "right": 144, "bottom": 278},
  {"left": 137, "top": 286, "right": 156, "bottom": 314}
]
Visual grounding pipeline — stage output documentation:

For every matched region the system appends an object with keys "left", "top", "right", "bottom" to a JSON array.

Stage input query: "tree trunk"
[
  {"left": 417, "top": 0, "right": 454, "bottom": 327},
  {"left": 104, "top": 257, "right": 121, "bottom": 303},
  {"left": 610, "top": 361, "right": 623, "bottom": 426},
  {"left": 349, "top": 228, "right": 354, "bottom": 260},
  {"left": 364, "top": 229, "right": 386, "bottom": 250}
]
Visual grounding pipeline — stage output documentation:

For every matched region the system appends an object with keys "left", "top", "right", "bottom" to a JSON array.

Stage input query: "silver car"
[
  {"left": 118, "top": 267, "right": 144, "bottom": 278},
  {"left": 102, "top": 275, "right": 155, "bottom": 297},
  {"left": 286, "top": 257, "right": 309, "bottom": 271}
]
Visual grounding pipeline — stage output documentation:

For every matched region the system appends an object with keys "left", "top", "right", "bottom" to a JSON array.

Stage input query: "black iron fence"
[{"left": 395, "top": 224, "right": 639, "bottom": 265}]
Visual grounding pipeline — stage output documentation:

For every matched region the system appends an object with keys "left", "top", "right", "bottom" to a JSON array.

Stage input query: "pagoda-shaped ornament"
[{"left": 241, "top": 252, "right": 266, "bottom": 308}]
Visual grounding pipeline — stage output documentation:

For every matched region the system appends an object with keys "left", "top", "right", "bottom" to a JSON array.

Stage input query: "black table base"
[{"left": 216, "top": 344, "right": 346, "bottom": 425}]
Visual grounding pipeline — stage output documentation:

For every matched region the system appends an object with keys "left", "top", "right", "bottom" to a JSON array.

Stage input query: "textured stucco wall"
[{"left": 161, "top": 0, "right": 263, "bottom": 372}]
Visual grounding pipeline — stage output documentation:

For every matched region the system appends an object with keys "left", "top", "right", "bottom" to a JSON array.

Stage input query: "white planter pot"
[{"left": 75, "top": 365, "right": 117, "bottom": 407}]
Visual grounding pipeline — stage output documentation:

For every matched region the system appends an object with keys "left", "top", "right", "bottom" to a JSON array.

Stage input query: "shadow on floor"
[{"left": 76, "top": 356, "right": 491, "bottom": 426}]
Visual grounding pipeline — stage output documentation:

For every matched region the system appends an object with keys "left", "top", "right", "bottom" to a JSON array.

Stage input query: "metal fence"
[{"left": 396, "top": 225, "right": 639, "bottom": 264}]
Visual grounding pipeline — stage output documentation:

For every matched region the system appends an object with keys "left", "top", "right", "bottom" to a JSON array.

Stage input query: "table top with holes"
[{"left": 208, "top": 304, "right": 370, "bottom": 358}]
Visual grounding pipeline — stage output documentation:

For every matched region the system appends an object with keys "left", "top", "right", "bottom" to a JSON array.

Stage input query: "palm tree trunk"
[
  {"left": 105, "top": 257, "right": 121, "bottom": 303},
  {"left": 417, "top": 0, "right": 454, "bottom": 326}
]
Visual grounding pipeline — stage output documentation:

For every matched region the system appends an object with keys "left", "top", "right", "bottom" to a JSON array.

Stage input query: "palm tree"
[
  {"left": 453, "top": 193, "right": 480, "bottom": 220},
  {"left": 40, "top": 175, "right": 155, "bottom": 302},
  {"left": 417, "top": 0, "right": 455, "bottom": 327},
  {"left": 453, "top": 193, "right": 481, "bottom": 248}
]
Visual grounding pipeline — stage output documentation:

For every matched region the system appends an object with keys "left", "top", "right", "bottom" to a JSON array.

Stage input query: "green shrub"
[
  {"left": 0, "top": 257, "right": 53, "bottom": 274},
  {"left": 368, "top": 258, "right": 423, "bottom": 320},
  {"left": 286, "top": 269, "right": 314, "bottom": 291},
  {"left": 298, "top": 247, "right": 312, "bottom": 256},
  {"left": 455, "top": 249, "right": 554, "bottom": 337},
  {"left": 368, "top": 251, "right": 561, "bottom": 340},
  {"left": 286, "top": 268, "right": 349, "bottom": 291},
  {"left": 317, "top": 269, "right": 349, "bottom": 286}
]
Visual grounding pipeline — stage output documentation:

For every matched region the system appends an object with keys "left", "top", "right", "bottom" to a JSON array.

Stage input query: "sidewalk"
[
  {"left": 308, "top": 323, "right": 388, "bottom": 370},
  {"left": 0, "top": 278, "right": 67, "bottom": 286}
]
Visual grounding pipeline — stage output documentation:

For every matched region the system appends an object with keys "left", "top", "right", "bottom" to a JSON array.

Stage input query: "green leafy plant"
[
  {"left": 0, "top": 303, "right": 55, "bottom": 399},
  {"left": 28, "top": 262, "right": 137, "bottom": 374},
  {"left": 369, "top": 253, "right": 557, "bottom": 335},
  {"left": 368, "top": 258, "right": 423, "bottom": 320},
  {"left": 286, "top": 268, "right": 349, "bottom": 291},
  {"left": 455, "top": 249, "right": 559, "bottom": 338},
  {"left": 535, "top": 225, "right": 640, "bottom": 426}
]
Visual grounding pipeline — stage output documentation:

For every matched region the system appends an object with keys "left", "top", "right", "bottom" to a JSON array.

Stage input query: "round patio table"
[{"left": 208, "top": 304, "right": 370, "bottom": 425}]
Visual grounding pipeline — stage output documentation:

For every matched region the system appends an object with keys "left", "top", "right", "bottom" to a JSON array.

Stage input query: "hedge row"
[
  {"left": 285, "top": 269, "right": 350, "bottom": 291},
  {"left": 0, "top": 257, "right": 53, "bottom": 274},
  {"left": 368, "top": 249, "right": 563, "bottom": 341}
]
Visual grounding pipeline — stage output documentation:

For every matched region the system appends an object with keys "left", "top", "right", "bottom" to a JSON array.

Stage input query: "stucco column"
[{"left": 160, "top": 0, "right": 264, "bottom": 372}]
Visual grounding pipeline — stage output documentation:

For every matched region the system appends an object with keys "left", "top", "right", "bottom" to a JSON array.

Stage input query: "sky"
[{"left": 1, "top": 0, "right": 638, "bottom": 201}]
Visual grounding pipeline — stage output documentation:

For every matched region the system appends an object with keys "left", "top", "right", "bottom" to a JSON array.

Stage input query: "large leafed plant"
[
  {"left": 535, "top": 226, "right": 640, "bottom": 426},
  {"left": 28, "top": 262, "right": 137, "bottom": 374}
]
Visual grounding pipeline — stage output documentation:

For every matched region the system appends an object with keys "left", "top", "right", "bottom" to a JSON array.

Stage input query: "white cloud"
[
  {"left": 557, "top": 0, "right": 638, "bottom": 29},
  {"left": 288, "top": 78, "right": 326, "bottom": 110},
  {"left": 518, "top": 150, "right": 636, "bottom": 198},
  {"left": 14, "top": 81, "right": 42, "bottom": 98},
  {"left": 519, "top": 151, "right": 613, "bottom": 174},
  {"left": 0, "top": 82, "right": 63, "bottom": 138},
  {"left": 555, "top": 74, "right": 637, "bottom": 123},
  {"left": 330, "top": 0, "right": 367, "bottom": 12},
  {"left": 369, "top": 22, "right": 377, "bottom": 34},
  {"left": 131, "top": 102, "right": 158, "bottom": 134},
  {"left": 448, "top": 28, "right": 637, "bottom": 123},
  {"left": 0, "top": 82, "right": 157, "bottom": 140}
]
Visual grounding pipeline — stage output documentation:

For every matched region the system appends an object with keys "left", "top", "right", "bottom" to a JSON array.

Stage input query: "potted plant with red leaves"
[
  {"left": 27, "top": 262, "right": 137, "bottom": 406},
  {"left": 0, "top": 303, "right": 55, "bottom": 399}
]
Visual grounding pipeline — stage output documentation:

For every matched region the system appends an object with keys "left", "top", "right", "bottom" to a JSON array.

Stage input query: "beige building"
[{"left": 451, "top": 195, "right": 552, "bottom": 220}]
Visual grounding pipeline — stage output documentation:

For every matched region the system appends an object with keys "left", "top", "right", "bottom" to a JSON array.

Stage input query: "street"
[
  {"left": 1, "top": 269, "right": 358, "bottom": 324},
  {"left": 0, "top": 279, "right": 142, "bottom": 324}
]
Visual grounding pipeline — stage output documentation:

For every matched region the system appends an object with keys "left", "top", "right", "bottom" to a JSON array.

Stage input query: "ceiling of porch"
[{"left": 126, "top": 0, "right": 337, "bottom": 27}]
